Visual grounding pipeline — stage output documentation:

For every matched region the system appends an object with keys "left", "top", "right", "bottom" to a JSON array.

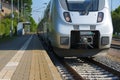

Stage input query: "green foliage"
[
  {"left": 0, "top": 11, "right": 19, "bottom": 37},
  {"left": 1, "top": 0, "right": 33, "bottom": 38},
  {"left": 113, "top": 34, "right": 120, "bottom": 39},
  {"left": 29, "top": 17, "right": 37, "bottom": 32},
  {"left": 112, "top": 6, "right": 120, "bottom": 34},
  {"left": 1, "top": 19, "right": 9, "bottom": 37},
  {"left": 3, "top": 0, "right": 32, "bottom": 18},
  {"left": 0, "top": 18, "right": 11, "bottom": 37}
]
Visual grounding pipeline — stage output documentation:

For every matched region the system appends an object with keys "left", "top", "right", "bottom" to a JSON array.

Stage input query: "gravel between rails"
[
  {"left": 94, "top": 51, "right": 120, "bottom": 72},
  {"left": 65, "top": 57, "right": 119, "bottom": 80}
]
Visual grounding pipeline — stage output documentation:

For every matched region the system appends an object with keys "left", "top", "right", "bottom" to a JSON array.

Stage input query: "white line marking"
[{"left": 0, "top": 35, "right": 33, "bottom": 80}]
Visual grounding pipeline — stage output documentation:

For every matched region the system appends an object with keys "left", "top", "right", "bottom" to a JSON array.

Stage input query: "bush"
[
  {"left": 29, "top": 17, "right": 37, "bottom": 32},
  {"left": 0, "top": 12, "right": 18, "bottom": 37},
  {"left": 112, "top": 6, "right": 120, "bottom": 34}
]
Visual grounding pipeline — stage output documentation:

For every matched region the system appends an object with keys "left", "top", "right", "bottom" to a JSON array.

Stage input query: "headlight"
[
  {"left": 60, "top": 37, "right": 69, "bottom": 45},
  {"left": 63, "top": 12, "right": 72, "bottom": 22},
  {"left": 101, "top": 37, "right": 109, "bottom": 45},
  {"left": 97, "top": 12, "right": 104, "bottom": 23}
]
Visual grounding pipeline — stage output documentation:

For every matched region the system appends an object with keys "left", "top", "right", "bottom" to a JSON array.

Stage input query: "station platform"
[{"left": 0, "top": 34, "right": 62, "bottom": 80}]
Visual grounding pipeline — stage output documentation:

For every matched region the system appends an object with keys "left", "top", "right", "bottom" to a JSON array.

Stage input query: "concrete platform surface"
[{"left": 0, "top": 34, "right": 62, "bottom": 80}]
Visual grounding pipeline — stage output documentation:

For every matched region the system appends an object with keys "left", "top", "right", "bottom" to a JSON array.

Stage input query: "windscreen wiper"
[
  {"left": 85, "top": 1, "right": 93, "bottom": 14},
  {"left": 80, "top": 1, "right": 93, "bottom": 15}
]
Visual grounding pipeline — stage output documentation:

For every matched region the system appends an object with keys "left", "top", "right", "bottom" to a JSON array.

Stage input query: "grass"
[{"left": 113, "top": 34, "right": 120, "bottom": 39}]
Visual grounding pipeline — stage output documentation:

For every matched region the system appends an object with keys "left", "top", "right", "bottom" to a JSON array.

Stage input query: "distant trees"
[
  {"left": 112, "top": 6, "right": 120, "bottom": 34},
  {"left": 2, "top": 0, "right": 32, "bottom": 15},
  {"left": 0, "top": 0, "right": 36, "bottom": 38},
  {"left": 30, "top": 17, "right": 37, "bottom": 32}
]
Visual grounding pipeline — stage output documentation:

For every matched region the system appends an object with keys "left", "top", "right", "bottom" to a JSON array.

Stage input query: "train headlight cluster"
[
  {"left": 97, "top": 12, "right": 104, "bottom": 23},
  {"left": 60, "top": 37, "right": 69, "bottom": 45},
  {"left": 63, "top": 12, "right": 72, "bottom": 22}
]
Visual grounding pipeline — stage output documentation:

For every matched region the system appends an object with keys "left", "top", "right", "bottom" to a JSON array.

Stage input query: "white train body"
[{"left": 38, "top": 0, "right": 113, "bottom": 57}]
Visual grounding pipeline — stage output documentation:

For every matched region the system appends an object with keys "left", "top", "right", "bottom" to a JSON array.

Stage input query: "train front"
[{"left": 51, "top": 0, "right": 113, "bottom": 57}]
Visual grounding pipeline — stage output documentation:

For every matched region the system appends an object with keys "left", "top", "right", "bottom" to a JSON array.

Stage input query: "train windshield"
[{"left": 66, "top": 0, "right": 99, "bottom": 11}]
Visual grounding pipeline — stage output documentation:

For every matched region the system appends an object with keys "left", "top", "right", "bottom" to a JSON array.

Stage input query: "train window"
[
  {"left": 66, "top": 0, "right": 99, "bottom": 12},
  {"left": 59, "top": 0, "right": 68, "bottom": 10}
]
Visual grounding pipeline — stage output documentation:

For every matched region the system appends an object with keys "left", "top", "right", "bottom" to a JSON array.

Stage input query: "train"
[{"left": 37, "top": 0, "right": 113, "bottom": 57}]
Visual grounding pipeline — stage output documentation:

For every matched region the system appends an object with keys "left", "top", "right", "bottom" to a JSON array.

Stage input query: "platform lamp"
[
  {"left": 18, "top": 0, "right": 19, "bottom": 22},
  {"left": 10, "top": 0, "right": 14, "bottom": 37},
  {"left": 0, "top": 0, "right": 4, "bottom": 12},
  {"left": 0, "top": 0, "right": 4, "bottom": 37}
]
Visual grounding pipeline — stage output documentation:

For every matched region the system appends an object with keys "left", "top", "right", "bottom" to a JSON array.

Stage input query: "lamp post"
[
  {"left": 0, "top": 0, "right": 1, "bottom": 11},
  {"left": 24, "top": 3, "right": 27, "bottom": 20},
  {"left": 10, "top": 0, "right": 14, "bottom": 37},
  {"left": 18, "top": 0, "right": 19, "bottom": 22},
  {"left": 0, "top": 0, "right": 4, "bottom": 35},
  {"left": 21, "top": 0, "right": 23, "bottom": 17},
  {"left": 0, "top": 0, "right": 3, "bottom": 12},
  {"left": 0, "top": 0, "right": 1, "bottom": 37}
]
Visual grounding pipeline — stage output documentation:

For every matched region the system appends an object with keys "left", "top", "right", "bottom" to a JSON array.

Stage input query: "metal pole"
[
  {"left": 0, "top": 0, "right": 1, "bottom": 37},
  {"left": 21, "top": 0, "right": 23, "bottom": 17},
  {"left": 24, "top": 3, "right": 25, "bottom": 19},
  {"left": 10, "top": 0, "right": 13, "bottom": 37},
  {"left": 18, "top": 0, "right": 19, "bottom": 22},
  {"left": 0, "top": 0, "right": 1, "bottom": 12}
]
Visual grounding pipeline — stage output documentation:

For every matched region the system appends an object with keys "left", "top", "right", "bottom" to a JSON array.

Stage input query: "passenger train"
[{"left": 37, "top": 0, "right": 113, "bottom": 57}]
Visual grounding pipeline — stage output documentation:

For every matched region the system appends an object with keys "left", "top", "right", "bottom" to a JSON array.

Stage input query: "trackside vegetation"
[
  {"left": 0, "top": 0, "right": 37, "bottom": 39},
  {"left": 112, "top": 6, "right": 120, "bottom": 36}
]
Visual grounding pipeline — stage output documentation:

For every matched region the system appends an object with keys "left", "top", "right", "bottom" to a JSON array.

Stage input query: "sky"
[
  {"left": 111, "top": 0, "right": 120, "bottom": 10},
  {"left": 31, "top": 0, "right": 120, "bottom": 24},
  {"left": 31, "top": 0, "right": 50, "bottom": 24}
]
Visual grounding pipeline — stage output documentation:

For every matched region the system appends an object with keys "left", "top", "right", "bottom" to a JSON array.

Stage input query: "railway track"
[
  {"left": 63, "top": 57, "right": 120, "bottom": 80},
  {"left": 111, "top": 44, "right": 120, "bottom": 49},
  {"left": 111, "top": 38, "right": 120, "bottom": 49},
  {"left": 112, "top": 38, "right": 120, "bottom": 41},
  {"left": 46, "top": 49, "right": 120, "bottom": 80},
  {"left": 39, "top": 36, "right": 120, "bottom": 80}
]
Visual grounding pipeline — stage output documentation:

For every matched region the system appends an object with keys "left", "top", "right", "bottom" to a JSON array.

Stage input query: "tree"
[
  {"left": 112, "top": 6, "right": 120, "bottom": 34},
  {"left": 29, "top": 17, "right": 37, "bottom": 32},
  {"left": 0, "top": 0, "right": 33, "bottom": 37}
]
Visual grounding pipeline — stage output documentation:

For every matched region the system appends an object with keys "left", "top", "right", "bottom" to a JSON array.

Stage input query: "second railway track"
[
  {"left": 111, "top": 44, "right": 120, "bottom": 49},
  {"left": 111, "top": 39, "right": 120, "bottom": 49}
]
